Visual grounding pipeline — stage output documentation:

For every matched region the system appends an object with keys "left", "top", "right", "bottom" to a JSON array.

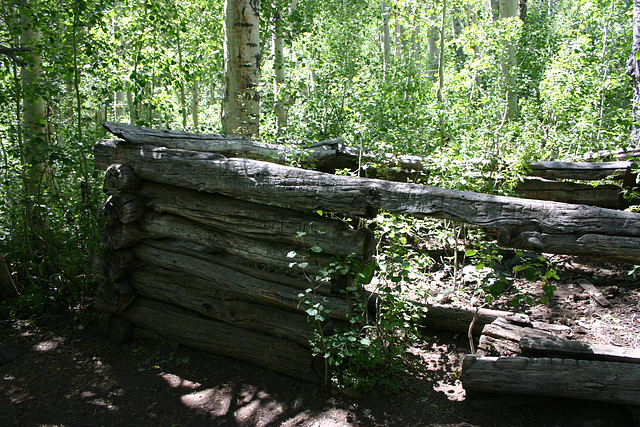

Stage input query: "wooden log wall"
[{"left": 93, "top": 159, "right": 375, "bottom": 383}]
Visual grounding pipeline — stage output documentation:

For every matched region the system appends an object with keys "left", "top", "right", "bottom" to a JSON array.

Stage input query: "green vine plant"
[{"left": 298, "top": 245, "right": 425, "bottom": 393}]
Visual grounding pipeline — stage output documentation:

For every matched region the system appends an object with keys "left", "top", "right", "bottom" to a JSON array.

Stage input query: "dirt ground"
[{"left": 0, "top": 254, "right": 639, "bottom": 427}]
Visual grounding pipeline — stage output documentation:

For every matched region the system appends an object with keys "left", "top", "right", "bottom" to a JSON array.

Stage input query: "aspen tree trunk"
[
  {"left": 381, "top": 1, "right": 391, "bottom": 78},
  {"left": 19, "top": 3, "right": 46, "bottom": 198},
  {"left": 427, "top": 26, "right": 439, "bottom": 80},
  {"left": 498, "top": 0, "right": 518, "bottom": 118},
  {"left": 272, "top": 8, "right": 286, "bottom": 134},
  {"left": 222, "top": 0, "right": 260, "bottom": 137}
]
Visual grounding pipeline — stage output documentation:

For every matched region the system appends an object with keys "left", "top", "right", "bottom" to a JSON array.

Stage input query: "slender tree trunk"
[
  {"left": 629, "top": 0, "right": 640, "bottom": 147},
  {"left": 437, "top": 0, "right": 446, "bottom": 104},
  {"left": 191, "top": 80, "right": 199, "bottom": 129},
  {"left": 222, "top": 0, "right": 260, "bottom": 137},
  {"left": 499, "top": 0, "right": 519, "bottom": 118},
  {"left": 272, "top": 7, "right": 286, "bottom": 134},
  {"left": 427, "top": 26, "right": 439, "bottom": 80},
  {"left": 177, "top": 34, "right": 187, "bottom": 129},
  {"left": 381, "top": 1, "right": 391, "bottom": 78}
]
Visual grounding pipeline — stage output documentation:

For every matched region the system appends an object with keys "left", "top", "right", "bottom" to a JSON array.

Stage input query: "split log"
[
  {"left": 97, "top": 193, "right": 144, "bottom": 223},
  {"left": 93, "top": 139, "right": 640, "bottom": 263},
  {"left": 138, "top": 181, "right": 374, "bottom": 258},
  {"left": 103, "top": 163, "right": 142, "bottom": 194},
  {"left": 131, "top": 240, "right": 353, "bottom": 320},
  {"left": 461, "top": 355, "right": 640, "bottom": 406},
  {"left": 92, "top": 250, "right": 140, "bottom": 281},
  {"left": 94, "top": 279, "right": 137, "bottom": 313},
  {"left": 520, "top": 335, "right": 640, "bottom": 364},
  {"left": 130, "top": 265, "right": 314, "bottom": 347},
  {"left": 121, "top": 296, "right": 322, "bottom": 383},
  {"left": 527, "top": 161, "right": 631, "bottom": 180},
  {"left": 515, "top": 178, "right": 625, "bottom": 209}
]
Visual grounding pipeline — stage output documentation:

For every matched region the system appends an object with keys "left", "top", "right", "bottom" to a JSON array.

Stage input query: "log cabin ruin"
[{"left": 93, "top": 123, "right": 640, "bottom": 403}]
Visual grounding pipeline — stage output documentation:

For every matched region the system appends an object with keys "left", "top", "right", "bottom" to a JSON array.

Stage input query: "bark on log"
[
  {"left": 97, "top": 193, "right": 144, "bottom": 223},
  {"left": 461, "top": 355, "right": 640, "bottom": 406},
  {"left": 131, "top": 240, "right": 353, "bottom": 320},
  {"left": 130, "top": 265, "right": 314, "bottom": 347},
  {"left": 515, "top": 178, "right": 625, "bottom": 209},
  {"left": 136, "top": 210, "right": 335, "bottom": 274},
  {"left": 520, "top": 335, "right": 640, "bottom": 364},
  {"left": 94, "top": 279, "right": 137, "bottom": 313},
  {"left": 92, "top": 250, "right": 140, "bottom": 281},
  {"left": 477, "top": 317, "right": 557, "bottom": 357},
  {"left": 138, "top": 181, "right": 374, "bottom": 258},
  {"left": 527, "top": 161, "right": 631, "bottom": 180},
  {"left": 103, "top": 163, "right": 142, "bottom": 194},
  {"left": 121, "top": 296, "right": 322, "bottom": 383}
]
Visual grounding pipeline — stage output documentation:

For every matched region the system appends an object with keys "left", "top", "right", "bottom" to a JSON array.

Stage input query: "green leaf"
[
  {"left": 359, "top": 338, "right": 371, "bottom": 346},
  {"left": 286, "top": 251, "right": 297, "bottom": 258},
  {"left": 310, "top": 245, "right": 323, "bottom": 253},
  {"left": 465, "top": 249, "right": 477, "bottom": 257},
  {"left": 636, "top": 50, "right": 640, "bottom": 61}
]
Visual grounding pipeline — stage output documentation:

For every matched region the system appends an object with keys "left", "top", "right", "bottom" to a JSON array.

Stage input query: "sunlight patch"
[
  {"left": 180, "top": 388, "right": 231, "bottom": 416},
  {"left": 32, "top": 337, "right": 64, "bottom": 352},
  {"left": 159, "top": 372, "right": 201, "bottom": 389}
]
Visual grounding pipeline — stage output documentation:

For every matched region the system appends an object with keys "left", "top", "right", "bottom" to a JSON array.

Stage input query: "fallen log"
[
  {"left": 515, "top": 178, "right": 625, "bottom": 209},
  {"left": 461, "top": 355, "right": 640, "bottom": 406},
  {"left": 131, "top": 240, "right": 353, "bottom": 320},
  {"left": 476, "top": 317, "right": 559, "bottom": 357},
  {"left": 520, "top": 335, "right": 640, "bottom": 364},
  {"left": 103, "top": 164, "right": 142, "bottom": 194},
  {"left": 138, "top": 181, "right": 374, "bottom": 258},
  {"left": 416, "top": 303, "right": 530, "bottom": 335},
  {"left": 130, "top": 265, "right": 314, "bottom": 347},
  {"left": 121, "top": 296, "right": 322, "bottom": 383},
  {"left": 101, "top": 221, "right": 147, "bottom": 251}
]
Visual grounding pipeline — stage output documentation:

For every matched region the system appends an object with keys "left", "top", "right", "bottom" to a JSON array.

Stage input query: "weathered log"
[
  {"left": 131, "top": 240, "right": 353, "bottom": 320},
  {"left": 497, "top": 230, "right": 640, "bottom": 264},
  {"left": 97, "top": 193, "right": 144, "bottom": 223},
  {"left": 121, "top": 296, "right": 322, "bottom": 383},
  {"left": 461, "top": 355, "right": 640, "bottom": 406},
  {"left": 92, "top": 250, "right": 140, "bottom": 281},
  {"left": 515, "top": 178, "right": 625, "bottom": 209},
  {"left": 130, "top": 265, "right": 314, "bottom": 347},
  {"left": 527, "top": 161, "right": 631, "bottom": 180},
  {"left": 94, "top": 279, "right": 137, "bottom": 313},
  {"left": 138, "top": 181, "right": 374, "bottom": 258},
  {"left": 416, "top": 303, "right": 530, "bottom": 335},
  {"left": 573, "top": 147, "right": 640, "bottom": 162},
  {"left": 102, "top": 122, "right": 431, "bottom": 179},
  {"left": 101, "top": 221, "right": 147, "bottom": 251},
  {"left": 136, "top": 210, "right": 335, "bottom": 274},
  {"left": 103, "top": 163, "right": 142, "bottom": 194},
  {"left": 92, "top": 140, "right": 640, "bottom": 249},
  {"left": 520, "top": 335, "right": 640, "bottom": 364}
]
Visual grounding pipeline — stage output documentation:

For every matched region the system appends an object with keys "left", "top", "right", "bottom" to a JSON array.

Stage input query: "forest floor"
[{"left": 0, "top": 254, "right": 639, "bottom": 427}]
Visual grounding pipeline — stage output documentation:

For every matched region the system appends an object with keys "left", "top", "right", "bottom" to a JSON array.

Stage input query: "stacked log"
[{"left": 93, "top": 161, "right": 375, "bottom": 383}]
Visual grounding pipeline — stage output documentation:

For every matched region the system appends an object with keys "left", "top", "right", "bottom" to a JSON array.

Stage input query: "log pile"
[
  {"left": 93, "top": 161, "right": 375, "bottom": 383},
  {"left": 462, "top": 316, "right": 640, "bottom": 405}
]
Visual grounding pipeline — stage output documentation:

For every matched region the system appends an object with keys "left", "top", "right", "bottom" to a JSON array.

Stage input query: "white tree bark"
[
  {"left": 381, "top": 1, "right": 391, "bottom": 78},
  {"left": 498, "top": 0, "right": 519, "bottom": 118},
  {"left": 222, "top": 0, "right": 261, "bottom": 137}
]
